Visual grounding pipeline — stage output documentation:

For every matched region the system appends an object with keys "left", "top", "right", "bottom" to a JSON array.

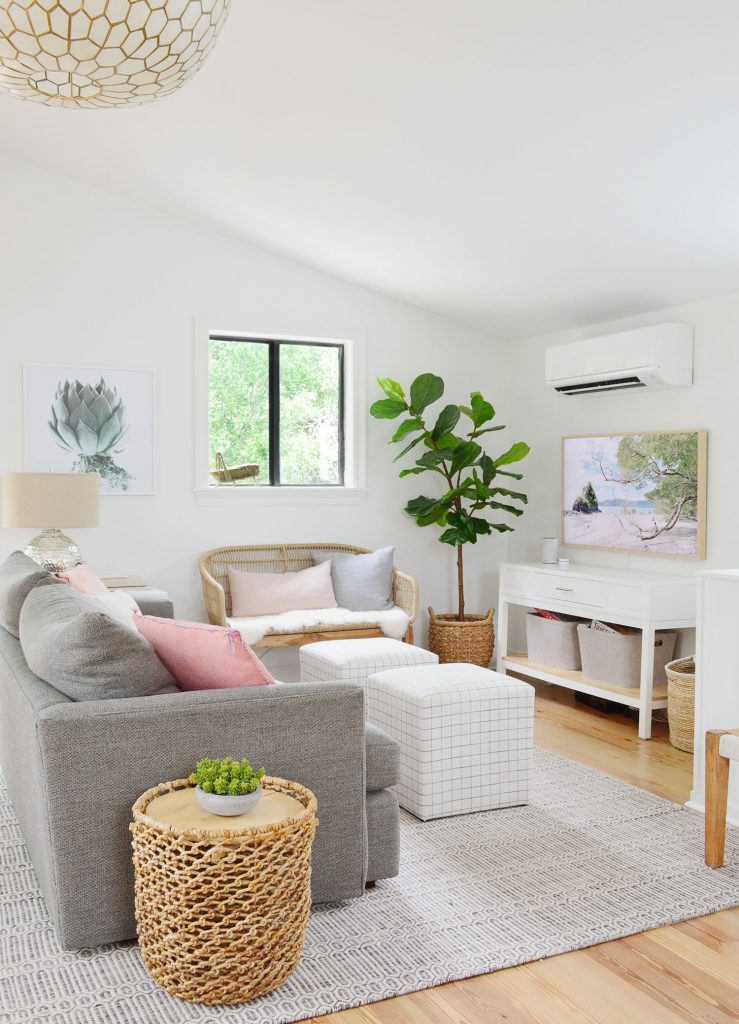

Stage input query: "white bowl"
[{"left": 195, "top": 784, "right": 262, "bottom": 816}]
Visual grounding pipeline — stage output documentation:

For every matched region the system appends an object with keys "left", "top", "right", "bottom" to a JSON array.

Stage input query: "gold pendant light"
[{"left": 0, "top": 0, "right": 231, "bottom": 108}]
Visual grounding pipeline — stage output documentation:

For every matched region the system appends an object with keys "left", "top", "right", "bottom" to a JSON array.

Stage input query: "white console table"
[{"left": 496, "top": 562, "right": 696, "bottom": 739}]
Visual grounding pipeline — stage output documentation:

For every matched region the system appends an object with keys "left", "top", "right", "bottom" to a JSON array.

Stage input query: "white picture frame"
[{"left": 24, "top": 363, "right": 156, "bottom": 496}]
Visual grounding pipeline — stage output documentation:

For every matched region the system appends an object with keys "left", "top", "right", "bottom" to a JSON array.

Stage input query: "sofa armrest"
[{"left": 36, "top": 682, "right": 366, "bottom": 948}]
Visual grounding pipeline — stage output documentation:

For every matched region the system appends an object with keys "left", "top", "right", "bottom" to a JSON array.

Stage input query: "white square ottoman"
[
  {"left": 300, "top": 637, "right": 438, "bottom": 689},
  {"left": 367, "top": 663, "right": 534, "bottom": 820}
]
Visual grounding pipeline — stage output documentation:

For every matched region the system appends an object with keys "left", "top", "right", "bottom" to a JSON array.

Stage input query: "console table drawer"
[{"left": 532, "top": 572, "right": 605, "bottom": 608}]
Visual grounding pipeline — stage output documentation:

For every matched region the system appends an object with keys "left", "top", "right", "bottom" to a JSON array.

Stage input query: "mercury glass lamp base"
[{"left": 24, "top": 529, "right": 82, "bottom": 574}]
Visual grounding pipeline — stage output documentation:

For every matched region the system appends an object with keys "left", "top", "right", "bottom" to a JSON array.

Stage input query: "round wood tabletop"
[{"left": 144, "top": 786, "right": 305, "bottom": 834}]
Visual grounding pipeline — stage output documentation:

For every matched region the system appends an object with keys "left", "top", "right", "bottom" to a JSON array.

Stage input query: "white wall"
[
  {"left": 0, "top": 154, "right": 511, "bottom": 676},
  {"left": 506, "top": 293, "right": 739, "bottom": 573},
  {"left": 503, "top": 293, "right": 739, "bottom": 657}
]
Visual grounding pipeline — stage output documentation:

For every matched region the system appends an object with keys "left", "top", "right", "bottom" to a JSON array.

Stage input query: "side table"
[
  {"left": 130, "top": 776, "right": 318, "bottom": 1005},
  {"left": 102, "top": 578, "right": 175, "bottom": 618}
]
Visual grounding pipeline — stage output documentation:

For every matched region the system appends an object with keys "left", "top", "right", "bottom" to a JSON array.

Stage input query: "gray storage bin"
[
  {"left": 526, "top": 613, "right": 584, "bottom": 671},
  {"left": 576, "top": 624, "right": 676, "bottom": 689}
]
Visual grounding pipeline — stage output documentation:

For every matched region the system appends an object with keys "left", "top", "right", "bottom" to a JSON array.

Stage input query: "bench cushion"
[{"left": 228, "top": 606, "right": 410, "bottom": 646}]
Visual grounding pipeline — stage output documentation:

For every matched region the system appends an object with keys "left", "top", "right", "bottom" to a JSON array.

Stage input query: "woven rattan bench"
[{"left": 199, "top": 544, "right": 419, "bottom": 648}]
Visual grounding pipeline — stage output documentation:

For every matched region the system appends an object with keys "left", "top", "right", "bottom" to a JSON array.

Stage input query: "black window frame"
[{"left": 209, "top": 334, "right": 345, "bottom": 487}]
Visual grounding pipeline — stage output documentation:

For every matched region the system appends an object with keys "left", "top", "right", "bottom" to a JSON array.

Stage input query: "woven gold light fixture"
[{"left": 0, "top": 0, "right": 231, "bottom": 108}]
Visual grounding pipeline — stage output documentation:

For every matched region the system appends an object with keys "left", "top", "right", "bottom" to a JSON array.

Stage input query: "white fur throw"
[{"left": 228, "top": 606, "right": 410, "bottom": 646}]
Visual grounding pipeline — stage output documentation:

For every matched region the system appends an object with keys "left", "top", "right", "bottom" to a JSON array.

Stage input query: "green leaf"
[
  {"left": 495, "top": 441, "right": 531, "bottom": 467},
  {"left": 409, "top": 373, "right": 444, "bottom": 415},
  {"left": 491, "top": 523, "right": 515, "bottom": 533},
  {"left": 485, "top": 500, "right": 524, "bottom": 516},
  {"left": 431, "top": 404, "right": 460, "bottom": 442},
  {"left": 399, "top": 466, "right": 434, "bottom": 477},
  {"left": 459, "top": 405, "right": 474, "bottom": 420},
  {"left": 438, "top": 527, "right": 463, "bottom": 546},
  {"left": 433, "top": 432, "right": 461, "bottom": 449},
  {"left": 470, "top": 392, "right": 495, "bottom": 427},
  {"left": 474, "top": 425, "right": 506, "bottom": 436},
  {"left": 450, "top": 440, "right": 482, "bottom": 475},
  {"left": 393, "top": 433, "right": 426, "bottom": 462},
  {"left": 377, "top": 377, "right": 406, "bottom": 402},
  {"left": 416, "top": 502, "right": 453, "bottom": 527},
  {"left": 470, "top": 517, "right": 493, "bottom": 535},
  {"left": 370, "top": 398, "right": 407, "bottom": 420},
  {"left": 496, "top": 469, "right": 524, "bottom": 479},
  {"left": 415, "top": 449, "right": 454, "bottom": 469},
  {"left": 405, "top": 496, "right": 439, "bottom": 518},
  {"left": 478, "top": 453, "right": 496, "bottom": 485},
  {"left": 446, "top": 508, "right": 478, "bottom": 542},
  {"left": 491, "top": 486, "right": 528, "bottom": 503},
  {"left": 391, "top": 418, "right": 423, "bottom": 442}
]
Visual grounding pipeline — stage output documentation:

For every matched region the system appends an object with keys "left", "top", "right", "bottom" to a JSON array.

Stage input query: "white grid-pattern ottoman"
[
  {"left": 300, "top": 637, "right": 438, "bottom": 689},
  {"left": 367, "top": 663, "right": 534, "bottom": 820}
]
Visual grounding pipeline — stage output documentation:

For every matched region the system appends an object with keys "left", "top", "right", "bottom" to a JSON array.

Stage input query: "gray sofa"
[{"left": 0, "top": 618, "right": 400, "bottom": 950}]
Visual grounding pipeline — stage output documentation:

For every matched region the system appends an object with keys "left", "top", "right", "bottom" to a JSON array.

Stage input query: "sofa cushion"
[
  {"left": 135, "top": 616, "right": 275, "bottom": 691},
  {"left": 312, "top": 546, "right": 395, "bottom": 611},
  {"left": 0, "top": 551, "right": 61, "bottom": 638},
  {"left": 19, "top": 582, "right": 177, "bottom": 701},
  {"left": 365, "top": 722, "right": 399, "bottom": 792},
  {"left": 228, "top": 560, "right": 337, "bottom": 616}
]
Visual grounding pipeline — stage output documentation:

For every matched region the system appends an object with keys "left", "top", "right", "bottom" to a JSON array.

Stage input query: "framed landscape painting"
[
  {"left": 24, "top": 363, "right": 155, "bottom": 495},
  {"left": 561, "top": 431, "right": 707, "bottom": 559}
]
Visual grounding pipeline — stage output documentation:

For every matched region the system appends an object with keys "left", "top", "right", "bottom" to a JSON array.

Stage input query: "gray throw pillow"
[
  {"left": 0, "top": 550, "right": 61, "bottom": 638},
  {"left": 19, "top": 581, "right": 177, "bottom": 701},
  {"left": 311, "top": 547, "right": 395, "bottom": 611}
]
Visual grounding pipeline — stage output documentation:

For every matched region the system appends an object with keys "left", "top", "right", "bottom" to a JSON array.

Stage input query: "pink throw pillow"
[
  {"left": 135, "top": 616, "right": 275, "bottom": 691},
  {"left": 228, "top": 560, "right": 338, "bottom": 617},
  {"left": 58, "top": 563, "right": 109, "bottom": 596}
]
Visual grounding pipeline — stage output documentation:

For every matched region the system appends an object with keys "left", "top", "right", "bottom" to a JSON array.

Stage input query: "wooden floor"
[{"left": 309, "top": 681, "right": 739, "bottom": 1024}]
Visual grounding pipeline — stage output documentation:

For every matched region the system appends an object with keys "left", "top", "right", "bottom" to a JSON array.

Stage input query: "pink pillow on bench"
[
  {"left": 135, "top": 616, "right": 275, "bottom": 691},
  {"left": 228, "top": 560, "right": 338, "bottom": 617}
]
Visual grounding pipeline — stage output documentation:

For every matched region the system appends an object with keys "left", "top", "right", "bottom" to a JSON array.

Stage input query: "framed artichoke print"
[{"left": 24, "top": 364, "right": 155, "bottom": 495}]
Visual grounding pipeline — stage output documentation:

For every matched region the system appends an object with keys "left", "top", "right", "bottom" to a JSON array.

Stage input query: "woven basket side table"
[{"left": 130, "top": 776, "right": 318, "bottom": 1005}]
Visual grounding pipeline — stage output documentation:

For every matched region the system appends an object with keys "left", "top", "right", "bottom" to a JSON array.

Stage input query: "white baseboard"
[{"left": 686, "top": 793, "right": 739, "bottom": 828}]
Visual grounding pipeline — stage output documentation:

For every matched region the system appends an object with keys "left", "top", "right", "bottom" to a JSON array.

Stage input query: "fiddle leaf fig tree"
[{"left": 370, "top": 373, "right": 531, "bottom": 621}]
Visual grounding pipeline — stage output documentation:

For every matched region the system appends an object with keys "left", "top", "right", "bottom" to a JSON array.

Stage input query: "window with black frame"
[{"left": 208, "top": 335, "right": 345, "bottom": 486}]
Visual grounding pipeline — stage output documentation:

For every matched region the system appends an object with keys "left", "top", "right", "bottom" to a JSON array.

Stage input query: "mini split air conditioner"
[{"left": 545, "top": 323, "right": 693, "bottom": 396}]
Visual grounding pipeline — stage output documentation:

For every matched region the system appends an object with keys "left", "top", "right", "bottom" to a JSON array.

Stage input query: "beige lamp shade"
[{"left": 3, "top": 473, "right": 100, "bottom": 529}]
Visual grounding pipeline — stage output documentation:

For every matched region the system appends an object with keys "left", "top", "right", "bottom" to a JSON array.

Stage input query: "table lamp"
[{"left": 2, "top": 472, "right": 100, "bottom": 572}]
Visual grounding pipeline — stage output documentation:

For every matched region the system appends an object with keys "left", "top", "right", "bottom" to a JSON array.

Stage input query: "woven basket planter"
[
  {"left": 665, "top": 657, "right": 696, "bottom": 753},
  {"left": 427, "top": 607, "right": 494, "bottom": 667},
  {"left": 130, "top": 776, "right": 318, "bottom": 1005}
]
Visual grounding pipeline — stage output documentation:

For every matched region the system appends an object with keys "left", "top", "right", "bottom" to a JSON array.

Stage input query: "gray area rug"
[{"left": 2, "top": 749, "right": 738, "bottom": 1024}]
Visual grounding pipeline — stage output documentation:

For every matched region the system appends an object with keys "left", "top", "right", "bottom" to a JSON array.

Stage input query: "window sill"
[{"left": 194, "top": 487, "right": 368, "bottom": 508}]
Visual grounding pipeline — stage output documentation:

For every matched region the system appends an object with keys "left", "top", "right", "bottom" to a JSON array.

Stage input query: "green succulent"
[
  {"left": 48, "top": 377, "right": 133, "bottom": 490},
  {"left": 50, "top": 378, "right": 127, "bottom": 456},
  {"left": 190, "top": 757, "right": 265, "bottom": 796}
]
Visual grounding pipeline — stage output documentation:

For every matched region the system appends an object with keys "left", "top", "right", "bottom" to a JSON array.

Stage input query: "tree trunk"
[{"left": 457, "top": 544, "right": 465, "bottom": 621}]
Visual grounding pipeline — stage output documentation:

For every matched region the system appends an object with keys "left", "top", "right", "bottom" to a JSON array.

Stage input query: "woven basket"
[
  {"left": 665, "top": 657, "right": 696, "bottom": 753},
  {"left": 130, "top": 776, "right": 318, "bottom": 1005},
  {"left": 209, "top": 451, "right": 260, "bottom": 484},
  {"left": 427, "top": 607, "right": 494, "bottom": 667}
]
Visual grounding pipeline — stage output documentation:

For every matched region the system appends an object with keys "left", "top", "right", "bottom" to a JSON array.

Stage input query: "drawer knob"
[{"left": 555, "top": 586, "right": 574, "bottom": 592}]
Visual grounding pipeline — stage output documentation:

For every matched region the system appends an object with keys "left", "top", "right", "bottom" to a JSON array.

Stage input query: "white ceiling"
[{"left": 2, "top": 0, "right": 739, "bottom": 339}]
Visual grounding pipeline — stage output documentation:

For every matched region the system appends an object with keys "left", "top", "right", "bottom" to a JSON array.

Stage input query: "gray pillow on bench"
[
  {"left": 0, "top": 550, "right": 61, "bottom": 638},
  {"left": 311, "top": 546, "right": 395, "bottom": 611},
  {"left": 19, "top": 580, "right": 177, "bottom": 701}
]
